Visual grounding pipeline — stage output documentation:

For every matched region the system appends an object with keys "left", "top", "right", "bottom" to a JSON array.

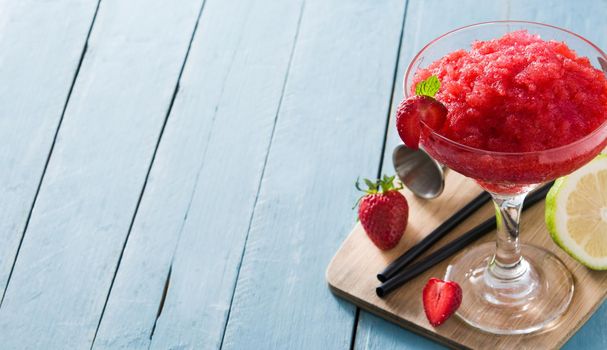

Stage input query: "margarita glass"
[{"left": 405, "top": 21, "right": 607, "bottom": 334}]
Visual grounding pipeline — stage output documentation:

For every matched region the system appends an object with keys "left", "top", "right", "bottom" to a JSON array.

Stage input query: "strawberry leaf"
[
  {"left": 364, "top": 179, "right": 377, "bottom": 192},
  {"left": 355, "top": 175, "right": 403, "bottom": 198},
  {"left": 415, "top": 75, "right": 441, "bottom": 97}
]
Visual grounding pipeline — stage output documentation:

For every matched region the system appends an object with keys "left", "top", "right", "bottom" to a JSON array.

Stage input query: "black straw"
[
  {"left": 377, "top": 191, "right": 492, "bottom": 282},
  {"left": 376, "top": 182, "right": 554, "bottom": 298}
]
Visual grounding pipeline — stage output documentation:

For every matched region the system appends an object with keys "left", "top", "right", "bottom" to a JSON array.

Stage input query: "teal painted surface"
[
  {"left": 0, "top": 0, "right": 606, "bottom": 349},
  {"left": 0, "top": 0, "right": 98, "bottom": 300},
  {"left": 0, "top": 0, "right": 203, "bottom": 347},
  {"left": 93, "top": 0, "right": 305, "bottom": 348},
  {"left": 220, "top": 0, "right": 406, "bottom": 348},
  {"left": 355, "top": 312, "right": 446, "bottom": 350}
]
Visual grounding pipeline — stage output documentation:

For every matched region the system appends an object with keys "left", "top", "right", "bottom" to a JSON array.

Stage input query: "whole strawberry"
[{"left": 355, "top": 175, "right": 409, "bottom": 250}]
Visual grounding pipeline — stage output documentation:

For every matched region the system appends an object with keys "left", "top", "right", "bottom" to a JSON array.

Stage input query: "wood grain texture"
[
  {"left": 356, "top": 312, "right": 445, "bottom": 350},
  {"left": 357, "top": 0, "right": 607, "bottom": 349},
  {"left": 92, "top": 0, "right": 305, "bottom": 348},
  {"left": 219, "top": 0, "right": 406, "bottom": 349},
  {"left": 328, "top": 171, "right": 607, "bottom": 350},
  {"left": 0, "top": 0, "right": 98, "bottom": 300},
  {"left": 0, "top": 0, "right": 203, "bottom": 348}
]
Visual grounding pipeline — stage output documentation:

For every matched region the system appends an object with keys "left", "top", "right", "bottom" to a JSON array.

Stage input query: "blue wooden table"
[{"left": 1, "top": 0, "right": 606, "bottom": 348}]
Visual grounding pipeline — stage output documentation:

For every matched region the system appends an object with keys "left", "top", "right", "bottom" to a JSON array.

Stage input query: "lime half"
[{"left": 546, "top": 154, "right": 607, "bottom": 270}]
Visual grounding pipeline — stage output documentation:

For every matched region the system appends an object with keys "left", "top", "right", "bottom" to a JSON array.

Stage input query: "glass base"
[{"left": 444, "top": 242, "right": 574, "bottom": 335}]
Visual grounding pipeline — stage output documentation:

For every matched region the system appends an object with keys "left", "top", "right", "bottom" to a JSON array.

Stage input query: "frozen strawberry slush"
[
  {"left": 413, "top": 30, "right": 607, "bottom": 152},
  {"left": 412, "top": 30, "right": 607, "bottom": 191}
]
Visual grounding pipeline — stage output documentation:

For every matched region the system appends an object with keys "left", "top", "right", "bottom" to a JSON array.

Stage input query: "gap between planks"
[
  {"left": 0, "top": 0, "right": 103, "bottom": 308},
  {"left": 89, "top": 0, "right": 209, "bottom": 346},
  {"left": 217, "top": 2, "right": 307, "bottom": 348},
  {"left": 349, "top": 0, "right": 410, "bottom": 348}
]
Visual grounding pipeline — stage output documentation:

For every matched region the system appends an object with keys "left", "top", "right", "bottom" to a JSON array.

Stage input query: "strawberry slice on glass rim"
[{"left": 395, "top": 75, "right": 448, "bottom": 150}]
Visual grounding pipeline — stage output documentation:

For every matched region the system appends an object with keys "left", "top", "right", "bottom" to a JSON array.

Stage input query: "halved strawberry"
[
  {"left": 396, "top": 95, "right": 447, "bottom": 150},
  {"left": 395, "top": 98, "right": 422, "bottom": 149},
  {"left": 422, "top": 278, "right": 462, "bottom": 327}
]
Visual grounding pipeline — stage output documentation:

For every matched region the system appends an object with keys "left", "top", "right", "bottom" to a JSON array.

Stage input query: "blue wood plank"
[
  {"left": 356, "top": 313, "right": 445, "bottom": 350},
  {"left": 92, "top": 0, "right": 305, "bottom": 348},
  {"left": 0, "top": 0, "right": 204, "bottom": 348},
  {"left": 218, "top": 0, "right": 406, "bottom": 349},
  {"left": 359, "top": 0, "right": 607, "bottom": 349},
  {"left": 0, "top": 0, "right": 98, "bottom": 299}
]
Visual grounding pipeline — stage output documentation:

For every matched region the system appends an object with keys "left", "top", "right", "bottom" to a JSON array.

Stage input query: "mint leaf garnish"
[{"left": 415, "top": 75, "right": 441, "bottom": 97}]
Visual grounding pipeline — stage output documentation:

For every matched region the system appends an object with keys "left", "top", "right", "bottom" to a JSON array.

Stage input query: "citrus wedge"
[{"left": 546, "top": 154, "right": 607, "bottom": 270}]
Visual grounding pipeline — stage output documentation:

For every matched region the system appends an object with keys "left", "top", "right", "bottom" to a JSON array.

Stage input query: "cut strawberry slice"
[
  {"left": 396, "top": 95, "right": 447, "bottom": 149},
  {"left": 422, "top": 278, "right": 462, "bottom": 327},
  {"left": 419, "top": 97, "right": 448, "bottom": 130},
  {"left": 396, "top": 98, "right": 422, "bottom": 149}
]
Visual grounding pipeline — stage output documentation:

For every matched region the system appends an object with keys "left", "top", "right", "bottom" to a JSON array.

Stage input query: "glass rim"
[{"left": 404, "top": 20, "right": 607, "bottom": 157}]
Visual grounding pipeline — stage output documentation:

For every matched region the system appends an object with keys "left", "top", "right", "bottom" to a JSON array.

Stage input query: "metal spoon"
[{"left": 392, "top": 144, "right": 445, "bottom": 199}]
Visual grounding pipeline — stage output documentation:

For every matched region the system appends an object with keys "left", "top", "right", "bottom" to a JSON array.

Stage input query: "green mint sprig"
[{"left": 415, "top": 75, "right": 441, "bottom": 97}]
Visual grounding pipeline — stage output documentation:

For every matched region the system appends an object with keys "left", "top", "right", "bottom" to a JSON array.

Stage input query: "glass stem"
[{"left": 489, "top": 192, "right": 529, "bottom": 280}]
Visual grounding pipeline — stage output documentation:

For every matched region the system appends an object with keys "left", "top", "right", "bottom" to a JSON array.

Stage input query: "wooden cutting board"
[{"left": 326, "top": 171, "right": 607, "bottom": 350}]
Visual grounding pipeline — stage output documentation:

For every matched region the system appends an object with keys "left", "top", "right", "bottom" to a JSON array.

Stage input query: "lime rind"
[{"left": 545, "top": 154, "right": 607, "bottom": 270}]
